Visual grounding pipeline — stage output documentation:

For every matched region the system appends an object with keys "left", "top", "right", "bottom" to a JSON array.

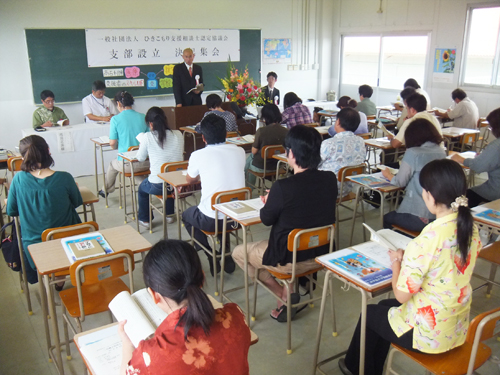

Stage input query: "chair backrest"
[
  {"left": 461, "top": 133, "right": 477, "bottom": 145},
  {"left": 337, "top": 164, "right": 366, "bottom": 183},
  {"left": 366, "top": 115, "right": 376, "bottom": 120},
  {"left": 357, "top": 133, "right": 372, "bottom": 140},
  {"left": 211, "top": 187, "right": 252, "bottom": 208},
  {"left": 7, "top": 157, "right": 22, "bottom": 176},
  {"left": 161, "top": 161, "right": 189, "bottom": 173},
  {"left": 261, "top": 145, "right": 286, "bottom": 173},
  {"left": 128, "top": 146, "right": 139, "bottom": 151},
  {"left": 287, "top": 225, "right": 335, "bottom": 252},
  {"left": 227, "top": 131, "right": 238, "bottom": 138},
  {"left": 302, "top": 122, "right": 320, "bottom": 127},
  {"left": 41, "top": 221, "right": 99, "bottom": 242}
]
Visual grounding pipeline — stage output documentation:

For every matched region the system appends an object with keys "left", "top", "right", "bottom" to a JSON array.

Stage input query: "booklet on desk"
[
  {"left": 472, "top": 207, "right": 500, "bottom": 226},
  {"left": 61, "top": 232, "right": 113, "bottom": 264},
  {"left": 348, "top": 172, "right": 392, "bottom": 189},
  {"left": 118, "top": 150, "right": 138, "bottom": 160},
  {"left": 214, "top": 198, "right": 264, "bottom": 220}
]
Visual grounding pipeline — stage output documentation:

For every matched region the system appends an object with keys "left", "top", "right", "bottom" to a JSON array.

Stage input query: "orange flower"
[
  {"left": 237, "top": 79, "right": 242, "bottom": 83},
  {"left": 215, "top": 309, "right": 233, "bottom": 329},
  {"left": 228, "top": 89, "right": 233, "bottom": 93},
  {"left": 182, "top": 337, "right": 212, "bottom": 369}
]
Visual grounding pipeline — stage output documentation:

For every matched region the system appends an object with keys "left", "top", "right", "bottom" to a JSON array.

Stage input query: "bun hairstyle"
[
  {"left": 336, "top": 96, "right": 358, "bottom": 109},
  {"left": 419, "top": 159, "right": 474, "bottom": 265},
  {"left": 114, "top": 90, "right": 135, "bottom": 107},
  {"left": 142, "top": 240, "right": 214, "bottom": 340},
  {"left": 19, "top": 135, "right": 54, "bottom": 172},
  {"left": 145, "top": 107, "right": 171, "bottom": 148}
]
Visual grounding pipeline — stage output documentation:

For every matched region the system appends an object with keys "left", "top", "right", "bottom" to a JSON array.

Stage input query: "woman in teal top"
[{"left": 7, "top": 135, "right": 82, "bottom": 284}]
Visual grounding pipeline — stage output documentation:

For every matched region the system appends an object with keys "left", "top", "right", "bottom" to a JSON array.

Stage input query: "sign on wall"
[
  {"left": 263, "top": 38, "right": 291, "bottom": 64},
  {"left": 85, "top": 29, "right": 240, "bottom": 67},
  {"left": 433, "top": 48, "right": 456, "bottom": 83}
]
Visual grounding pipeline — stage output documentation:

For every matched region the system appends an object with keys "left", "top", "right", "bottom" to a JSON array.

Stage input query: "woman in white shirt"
[{"left": 137, "top": 107, "right": 183, "bottom": 228}]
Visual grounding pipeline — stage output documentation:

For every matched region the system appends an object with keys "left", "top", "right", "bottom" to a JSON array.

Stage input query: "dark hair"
[
  {"left": 405, "top": 93, "right": 427, "bottom": 113},
  {"left": 143, "top": 240, "right": 214, "bottom": 340},
  {"left": 19, "top": 135, "right": 55, "bottom": 172},
  {"left": 358, "top": 84, "right": 373, "bottom": 98},
  {"left": 404, "top": 78, "right": 421, "bottom": 89},
  {"left": 261, "top": 103, "right": 282, "bottom": 125},
  {"left": 40, "top": 90, "right": 54, "bottom": 101},
  {"left": 336, "top": 107, "right": 360, "bottom": 132},
  {"left": 336, "top": 96, "right": 357, "bottom": 109},
  {"left": 92, "top": 80, "right": 106, "bottom": 92},
  {"left": 267, "top": 71, "right": 278, "bottom": 80},
  {"left": 283, "top": 125, "right": 322, "bottom": 169},
  {"left": 283, "top": 92, "right": 302, "bottom": 109},
  {"left": 200, "top": 114, "right": 226, "bottom": 144},
  {"left": 404, "top": 119, "right": 443, "bottom": 148},
  {"left": 313, "top": 107, "right": 323, "bottom": 114},
  {"left": 486, "top": 107, "right": 500, "bottom": 138},
  {"left": 400, "top": 87, "right": 416, "bottom": 101},
  {"left": 205, "top": 94, "right": 222, "bottom": 110},
  {"left": 145, "top": 107, "right": 171, "bottom": 148},
  {"left": 419, "top": 159, "right": 473, "bottom": 266},
  {"left": 452, "top": 88, "right": 467, "bottom": 101},
  {"left": 115, "top": 91, "right": 134, "bottom": 107}
]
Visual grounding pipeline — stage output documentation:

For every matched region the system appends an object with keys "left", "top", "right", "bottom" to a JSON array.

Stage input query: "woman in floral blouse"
[
  {"left": 119, "top": 240, "right": 251, "bottom": 375},
  {"left": 339, "top": 159, "right": 481, "bottom": 375}
]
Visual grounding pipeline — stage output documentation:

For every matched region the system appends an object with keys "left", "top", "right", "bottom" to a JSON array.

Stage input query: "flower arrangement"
[{"left": 219, "top": 62, "right": 262, "bottom": 107}]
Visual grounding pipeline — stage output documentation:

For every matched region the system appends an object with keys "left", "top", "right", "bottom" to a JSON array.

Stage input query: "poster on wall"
[
  {"left": 85, "top": 29, "right": 240, "bottom": 67},
  {"left": 433, "top": 48, "right": 456, "bottom": 83},
  {"left": 263, "top": 38, "right": 291, "bottom": 64}
]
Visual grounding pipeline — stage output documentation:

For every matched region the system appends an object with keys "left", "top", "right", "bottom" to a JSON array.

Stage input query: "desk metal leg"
[
  {"left": 175, "top": 190, "right": 181, "bottom": 239},
  {"left": 39, "top": 272, "right": 51, "bottom": 362},
  {"left": 243, "top": 227, "right": 250, "bottom": 326},
  {"left": 100, "top": 146, "right": 109, "bottom": 208},
  {"left": 359, "top": 289, "right": 368, "bottom": 375},
  {"left": 219, "top": 215, "right": 228, "bottom": 303},
  {"left": 94, "top": 144, "right": 98, "bottom": 195},
  {"left": 130, "top": 163, "right": 140, "bottom": 232},
  {"left": 311, "top": 270, "right": 332, "bottom": 375},
  {"left": 45, "top": 274, "right": 64, "bottom": 374},
  {"left": 162, "top": 182, "right": 168, "bottom": 239}
]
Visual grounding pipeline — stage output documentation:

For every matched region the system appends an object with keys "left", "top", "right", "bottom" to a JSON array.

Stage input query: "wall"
[
  {"left": 0, "top": 0, "right": 332, "bottom": 151},
  {"left": 331, "top": 0, "right": 500, "bottom": 116}
]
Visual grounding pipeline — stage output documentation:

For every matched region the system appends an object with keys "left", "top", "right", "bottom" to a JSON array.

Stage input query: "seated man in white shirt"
[
  {"left": 81, "top": 80, "right": 117, "bottom": 123},
  {"left": 388, "top": 93, "right": 442, "bottom": 149},
  {"left": 434, "top": 88, "right": 479, "bottom": 129},
  {"left": 182, "top": 114, "right": 246, "bottom": 277}
]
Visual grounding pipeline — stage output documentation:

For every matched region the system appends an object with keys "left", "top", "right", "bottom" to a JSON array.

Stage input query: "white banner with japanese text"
[{"left": 85, "top": 29, "right": 240, "bottom": 67}]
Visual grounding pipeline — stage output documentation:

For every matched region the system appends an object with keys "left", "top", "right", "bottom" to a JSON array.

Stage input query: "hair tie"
[{"left": 451, "top": 195, "right": 468, "bottom": 212}]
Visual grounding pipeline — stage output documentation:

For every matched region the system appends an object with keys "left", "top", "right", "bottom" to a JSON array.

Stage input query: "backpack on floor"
[{"left": 0, "top": 220, "right": 21, "bottom": 272}]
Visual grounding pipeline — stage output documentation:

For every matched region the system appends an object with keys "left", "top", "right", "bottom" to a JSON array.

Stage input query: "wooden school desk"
[
  {"left": 90, "top": 137, "right": 115, "bottom": 208},
  {"left": 441, "top": 127, "right": 480, "bottom": 152},
  {"left": 179, "top": 126, "right": 199, "bottom": 156},
  {"left": 473, "top": 199, "right": 500, "bottom": 236},
  {"left": 78, "top": 186, "right": 99, "bottom": 222},
  {"left": 272, "top": 153, "right": 288, "bottom": 180},
  {"left": 363, "top": 137, "right": 405, "bottom": 171},
  {"left": 311, "top": 256, "right": 392, "bottom": 375},
  {"left": 28, "top": 225, "right": 152, "bottom": 375}
]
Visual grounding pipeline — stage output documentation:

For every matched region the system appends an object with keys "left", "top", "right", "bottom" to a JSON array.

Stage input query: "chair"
[
  {"left": 248, "top": 145, "right": 286, "bottom": 195},
  {"left": 336, "top": 164, "right": 367, "bottom": 250},
  {"left": 460, "top": 132, "right": 478, "bottom": 152},
  {"left": 357, "top": 132, "right": 372, "bottom": 140},
  {"left": 252, "top": 224, "right": 336, "bottom": 354},
  {"left": 477, "top": 118, "right": 490, "bottom": 152},
  {"left": 7, "top": 156, "right": 22, "bottom": 180},
  {"left": 77, "top": 186, "right": 99, "bottom": 222},
  {"left": 303, "top": 122, "right": 320, "bottom": 127},
  {"left": 191, "top": 187, "right": 251, "bottom": 295},
  {"left": 385, "top": 306, "right": 500, "bottom": 375},
  {"left": 59, "top": 250, "right": 135, "bottom": 360},
  {"left": 391, "top": 225, "right": 421, "bottom": 239},
  {"left": 13, "top": 216, "right": 33, "bottom": 315},
  {"left": 472, "top": 241, "right": 500, "bottom": 298},
  {"left": 149, "top": 161, "right": 189, "bottom": 237}
]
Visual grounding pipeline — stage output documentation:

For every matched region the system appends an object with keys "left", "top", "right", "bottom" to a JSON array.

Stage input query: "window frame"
[{"left": 460, "top": 3, "right": 500, "bottom": 88}]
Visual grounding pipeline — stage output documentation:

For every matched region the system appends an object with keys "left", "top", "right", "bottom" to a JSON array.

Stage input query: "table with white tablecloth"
[{"left": 21, "top": 123, "right": 118, "bottom": 177}]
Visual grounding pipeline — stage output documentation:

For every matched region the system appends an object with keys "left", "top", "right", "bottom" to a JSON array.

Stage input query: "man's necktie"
[{"left": 189, "top": 66, "right": 192, "bottom": 77}]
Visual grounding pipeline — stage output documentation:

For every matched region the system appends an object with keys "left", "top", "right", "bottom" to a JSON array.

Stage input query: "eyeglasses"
[{"left": 43, "top": 99, "right": 55, "bottom": 104}]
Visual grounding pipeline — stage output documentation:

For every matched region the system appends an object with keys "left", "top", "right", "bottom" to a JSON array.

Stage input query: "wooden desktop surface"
[
  {"left": 157, "top": 171, "right": 192, "bottom": 187},
  {"left": 29, "top": 225, "right": 152, "bottom": 275},
  {"left": 441, "top": 127, "right": 480, "bottom": 137}
]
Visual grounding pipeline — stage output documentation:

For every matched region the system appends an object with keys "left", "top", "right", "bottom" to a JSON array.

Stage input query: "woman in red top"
[{"left": 119, "top": 240, "right": 251, "bottom": 375}]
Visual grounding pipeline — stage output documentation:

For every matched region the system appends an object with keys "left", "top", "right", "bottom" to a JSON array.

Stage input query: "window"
[
  {"left": 462, "top": 5, "right": 500, "bottom": 86},
  {"left": 341, "top": 35, "right": 429, "bottom": 90}
]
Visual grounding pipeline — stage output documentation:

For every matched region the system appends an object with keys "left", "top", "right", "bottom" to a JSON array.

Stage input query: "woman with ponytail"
[
  {"left": 338, "top": 159, "right": 481, "bottom": 375},
  {"left": 6, "top": 135, "right": 82, "bottom": 284},
  {"left": 136, "top": 107, "right": 183, "bottom": 228},
  {"left": 119, "top": 240, "right": 250, "bottom": 375}
]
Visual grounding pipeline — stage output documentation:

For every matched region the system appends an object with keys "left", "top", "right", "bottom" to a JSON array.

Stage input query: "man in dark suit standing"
[
  {"left": 262, "top": 71, "right": 280, "bottom": 105},
  {"left": 173, "top": 48, "right": 204, "bottom": 107}
]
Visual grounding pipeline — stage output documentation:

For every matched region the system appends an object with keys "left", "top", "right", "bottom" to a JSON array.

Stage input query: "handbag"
[{"left": 0, "top": 220, "right": 22, "bottom": 272}]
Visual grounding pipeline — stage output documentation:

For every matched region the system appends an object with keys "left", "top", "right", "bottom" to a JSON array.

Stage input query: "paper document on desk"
[
  {"left": 118, "top": 150, "right": 138, "bottom": 160},
  {"left": 362, "top": 224, "right": 412, "bottom": 253},
  {"left": 78, "top": 325, "right": 122, "bottom": 375},
  {"left": 98, "top": 135, "right": 110, "bottom": 144},
  {"left": 226, "top": 135, "right": 254, "bottom": 144},
  {"left": 348, "top": 172, "right": 392, "bottom": 189},
  {"left": 61, "top": 232, "right": 113, "bottom": 264},
  {"left": 446, "top": 151, "right": 476, "bottom": 160},
  {"left": 214, "top": 198, "right": 264, "bottom": 220}
]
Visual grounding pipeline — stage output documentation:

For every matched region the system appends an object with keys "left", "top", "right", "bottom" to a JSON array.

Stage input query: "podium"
[{"left": 162, "top": 103, "right": 256, "bottom": 160}]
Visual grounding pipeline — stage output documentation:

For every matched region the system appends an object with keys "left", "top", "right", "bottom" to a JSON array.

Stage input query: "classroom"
[{"left": 1, "top": 0, "right": 500, "bottom": 374}]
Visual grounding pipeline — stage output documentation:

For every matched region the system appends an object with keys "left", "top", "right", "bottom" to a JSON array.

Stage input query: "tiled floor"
[{"left": 1, "top": 173, "right": 500, "bottom": 375}]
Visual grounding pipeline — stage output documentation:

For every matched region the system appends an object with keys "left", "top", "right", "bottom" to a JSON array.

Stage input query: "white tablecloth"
[
  {"left": 303, "top": 100, "right": 338, "bottom": 117},
  {"left": 21, "top": 123, "right": 119, "bottom": 177}
]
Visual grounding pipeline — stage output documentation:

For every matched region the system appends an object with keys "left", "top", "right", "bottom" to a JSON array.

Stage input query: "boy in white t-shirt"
[{"left": 182, "top": 114, "right": 246, "bottom": 276}]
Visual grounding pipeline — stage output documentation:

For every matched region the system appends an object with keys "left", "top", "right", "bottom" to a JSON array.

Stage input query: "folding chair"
[
  {"left": 191, "top": 187, "right": 251, "bottom": 295},
  {"left": 252, "top": 224, "right": 336, "bottom": 354},
  {"left": 59, "top": 250, "right": 134, "bottom": 360},
  {"left": 336, "top": 164, "right": 367, "bottom": 250},
  {"left": 248, "top": 145, "right": 286, "bottom": 195},
  {"left": 385, "top": 306, "right": 500, "bottom": 375},
  {"left": 149, "top": 161, "right": 190, "bottom": 237}
]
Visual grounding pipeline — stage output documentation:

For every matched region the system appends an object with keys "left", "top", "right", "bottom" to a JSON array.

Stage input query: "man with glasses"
[
  {"left": 33, "top": 90, "right": 69, "bottom": 128},
  {"left": 82, "top": 80, "right": 117, "bottom": 123}
]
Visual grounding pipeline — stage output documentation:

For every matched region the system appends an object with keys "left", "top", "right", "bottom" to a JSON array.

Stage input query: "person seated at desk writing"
[
  {"left": 339, "top": 159, "right": 481, "bottom": 375},
  {"left": 451, "top": 107, "right": 500, "bottom": 207},
  {"left": 394, "top": 87, "right": 416, "bottom": 130},
  {"left": 355, "top": 84, "right": 377, "bottom": 116},
  {"left": 6, "top": 135, "right": 82, "bottom": 285},
  {"left": 136, "top": 107, "right": 183, "bottom": 228},
  {"left": 281, "top": 92, "right": 312, "bottom": 128},
  {"left": 245, "top": 103, "right": 288, "bottom": 187},
  {"left": 262, "top": 71, "right": 280, "bottom": 104},
  {"left": 382, "top": 119, "right": 446, "bottom": 232},
  {"left": 99, "top": 91, "right": 149, "bottom": 198},
  {"left": 82, "top": 80, "right": 117, "bottom": 123},
  {"left": 33, "top": 90, "right": 69, "bottom": 128},
  {"left": 119, "top": 240, "right": 251, "bottom": 375},
  {"left": 434, "top": 89, "right": 479, "bottom": 129},
  {"left": 328, "top": 96, "right": 369, "bottom": 137},
  {"left": 232, "top": 125, "right": 337, "bottom": 322},
  {"left": 194, "top": 93, "right": 238, "bottom": 133},
  {"left": 319, "top": 107, "right": 366, "bottom": 198},
  {"left": 182, "top": 114, "right": 246, "bottom": 277}
]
